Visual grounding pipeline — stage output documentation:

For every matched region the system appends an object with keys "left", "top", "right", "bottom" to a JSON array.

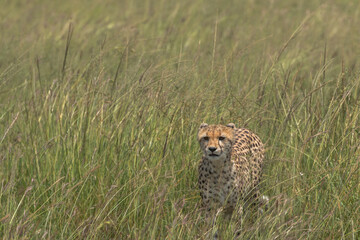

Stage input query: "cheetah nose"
[{"left": 208, "top": 147, "right": 217, "bottom": 152}]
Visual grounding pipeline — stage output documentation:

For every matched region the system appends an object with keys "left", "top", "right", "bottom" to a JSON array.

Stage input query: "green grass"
[{"left": 1, "top": 0, "right": 360, "bottom": 239}]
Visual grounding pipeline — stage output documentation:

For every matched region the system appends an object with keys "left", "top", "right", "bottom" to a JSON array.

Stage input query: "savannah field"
[{"left": 0, "top": 0, "right": 360, "bottom": 239}]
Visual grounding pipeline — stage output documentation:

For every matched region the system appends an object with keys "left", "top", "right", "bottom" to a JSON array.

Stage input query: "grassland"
[{"left": 1, "top": 0, "right": 360, "bottom": 239}]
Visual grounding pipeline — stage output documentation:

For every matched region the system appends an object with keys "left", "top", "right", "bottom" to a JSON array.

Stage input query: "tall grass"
[{"left": 1, "top": 0, "right": 359, "bottom": 239}]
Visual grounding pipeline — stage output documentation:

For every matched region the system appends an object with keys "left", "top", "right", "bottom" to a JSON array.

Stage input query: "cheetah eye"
[
  {"left": 203, "top": 137, "right": 209, "bottom": 141},
  {"left": 218, "top": 136, "right": 225, "bottom": 141}
]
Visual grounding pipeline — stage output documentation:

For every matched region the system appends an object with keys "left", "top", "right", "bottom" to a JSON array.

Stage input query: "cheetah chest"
[{"left": 201, "top": 162, "right": 239, "bottom": 205}]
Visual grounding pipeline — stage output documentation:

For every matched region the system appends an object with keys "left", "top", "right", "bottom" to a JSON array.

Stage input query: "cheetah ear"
[
  {"left": 199, "top": 123, "right": 208, "bottom": 129},
  {"left": 226, "top": 123, "right": 236, "bottom": 129}
]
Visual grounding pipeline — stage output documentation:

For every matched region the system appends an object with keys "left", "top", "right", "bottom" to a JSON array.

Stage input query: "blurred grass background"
[{"left": 0, "top": 0, "right": 359, "bottom": 239}]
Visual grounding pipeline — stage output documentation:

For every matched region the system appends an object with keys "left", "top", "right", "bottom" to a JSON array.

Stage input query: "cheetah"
[{"left": 197, "top": 123, "right": 265, "bottom": 222}]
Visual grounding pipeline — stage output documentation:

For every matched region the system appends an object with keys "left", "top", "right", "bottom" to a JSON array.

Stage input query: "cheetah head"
[{"left": 197, "top": 123, "right": 235, "bottom": 161}]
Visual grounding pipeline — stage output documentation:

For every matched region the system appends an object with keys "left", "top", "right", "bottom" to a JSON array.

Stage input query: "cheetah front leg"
[{"left": 199, "top": 195, "right": 219, "bottom": 239}]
